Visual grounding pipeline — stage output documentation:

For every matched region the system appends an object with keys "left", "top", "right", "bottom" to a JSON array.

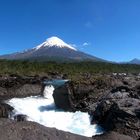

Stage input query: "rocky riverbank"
[
  {"left": 53, "top": 73, "right": 140, "bottom": 139},
  {"left": 0, "top": 73, "right": 139, "bottom": 139}
]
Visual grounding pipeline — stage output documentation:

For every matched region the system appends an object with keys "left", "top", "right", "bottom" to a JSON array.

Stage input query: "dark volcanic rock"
[
  {"left": 92, "top": 89, "right": 140, "bottom": 139},
  {"left": 0, "top": 119, "right": 135, "bottom": 140},
  {"left": 111, "top": 86, "right": 131, "bottom": 93},
  {"left": 49, "top": 74, "right": 140, "bottom": 139},
  {"left": 0, "top": 119, "right": 92, "bottom": 140},
  {"left": 14, "top": 114, "right": 27, "bottom": 122},
  {"left": 0, "top": 103, "right": 13, "bottom": 118},
  {"left": 0, "top": 76, "right": 43, "bottom": 100},
  {"left": 93, "top": 131, "right": 134, "bottom": 140},
  {"left": 53, "top": 75, "right": 126, "bottom": 112},
  {"left": 0, "top": 74, "right": 139, "bottom": 139},
  {"left": 53, "top": 82, "right": 75, "bottom": 111},
  {"left": 76, "top": 75, "right": 126, "bottom": 111}
]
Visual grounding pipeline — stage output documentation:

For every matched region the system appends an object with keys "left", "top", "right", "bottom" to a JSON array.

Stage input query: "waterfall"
[
  {"left": 7, "top": 81, "right": 103, "bottom": 137},
  {"left": 43, "top": 85, "right": 54, "bottom": 100}
]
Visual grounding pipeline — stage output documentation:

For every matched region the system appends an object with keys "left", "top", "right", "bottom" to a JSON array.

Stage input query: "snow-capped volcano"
[
  {"left": 0, "top": 36, "right": 104, "bottom": 62},
  {"left": 35, "top": 36, "right": 77, "bottom": 51}
]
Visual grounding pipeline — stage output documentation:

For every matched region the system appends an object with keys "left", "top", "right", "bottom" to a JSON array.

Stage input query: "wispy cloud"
[
  {"left": 85, "top": 21, "right": 93, "bottom": 28},
  {"left": 69, "top": 42, "right": 91, "bottom": 51},
  {"left": 83, "top": 42, "right": 89, "bottom": 46},
  {"left": 82, "top": 42, "right": 91, "bottom": 46},
  {"left": 69, "top": 44, "right": 77, "bottom": 48}
]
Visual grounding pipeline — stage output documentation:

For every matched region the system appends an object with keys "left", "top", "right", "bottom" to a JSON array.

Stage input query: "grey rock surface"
[{"left": 0, "top": 119, "right": 92, "bottom": 140}]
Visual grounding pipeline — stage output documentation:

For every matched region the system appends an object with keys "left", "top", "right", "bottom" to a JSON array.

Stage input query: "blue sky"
[{"left": 0, "top": 0, "right": 140, "bottom": 62}]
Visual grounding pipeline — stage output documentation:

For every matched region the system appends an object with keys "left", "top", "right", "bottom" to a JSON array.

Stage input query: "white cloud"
[
  {"left": 82, "top": 42, "right": 91, "bottom": 47},
  {"left": 83, "top": 42, "right": 89, "bottom": 46}
]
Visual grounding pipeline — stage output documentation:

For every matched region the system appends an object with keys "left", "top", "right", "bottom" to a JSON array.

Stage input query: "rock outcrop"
[
  {"left": 53, "top": 74, "right": 140, "bottom": 139},
  {"left": 0, "top": 119, "right": 92, "bottom": 140},
  {"left": 0, "top": 119, "right": 135, "bottom": 140},
  {"left": 53, "top": 82, "right": 75, "bottom": 111},
  {"left": 0, "top": 103, "right": 13, "bottom": 118},
  {"left": 94, "top": 131, "right": 134, "bottom": 140},
  {"left": 92, "top": 85, "right": 140, "bottom": 139},
  {"left": 0, "top": 75, "right": 43, "bottom": 100},
  {"left": 14, "top": 114, "right": 27, "bottom": 122}
]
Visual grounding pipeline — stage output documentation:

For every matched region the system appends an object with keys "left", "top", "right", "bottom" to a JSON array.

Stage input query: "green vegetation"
[{"left": 0, "top": 59, "right": 140, "bottom": 77}]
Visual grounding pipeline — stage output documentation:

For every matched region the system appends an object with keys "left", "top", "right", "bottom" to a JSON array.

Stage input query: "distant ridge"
[{"left": 129, "top": 58, "right": 140, "bottom": 64}]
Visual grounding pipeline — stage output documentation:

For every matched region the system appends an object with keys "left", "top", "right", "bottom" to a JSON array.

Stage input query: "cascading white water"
[
  {"left": 43, "top": 85, "right": 55, "bottom": 99},
  {"left": 7, "top": 84, "right": 103, "bottom": 137}
]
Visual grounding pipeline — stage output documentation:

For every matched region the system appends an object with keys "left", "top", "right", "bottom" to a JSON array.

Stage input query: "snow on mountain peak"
[{"left": 35, "top": 36, "right": 77, "bottom": 51}]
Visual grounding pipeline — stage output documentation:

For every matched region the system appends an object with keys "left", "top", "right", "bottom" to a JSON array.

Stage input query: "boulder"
[
  {"left": 53, "top": 82, "right": 75, "bottom": 111},
  {"left": 14, "top": 114, "right": 27, "bottom": 122},
  {"left": 0, "top": 103, "right": 13, "bottom": 118},
  {"left": 111, "top": 86, "right": 131, "bottom": 93}
]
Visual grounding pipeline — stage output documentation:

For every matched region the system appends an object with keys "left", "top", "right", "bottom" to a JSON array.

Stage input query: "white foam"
[
  {"left": 43, "top": 85, "right": 54, "bottom": 100},
  {"left": 7, "top": 85, "right": 102, "bottom": 137}
]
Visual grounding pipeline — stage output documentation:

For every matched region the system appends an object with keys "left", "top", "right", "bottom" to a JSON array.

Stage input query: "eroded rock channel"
[{"left": 0, "top": 74, "right": 139, "bottom": 140}]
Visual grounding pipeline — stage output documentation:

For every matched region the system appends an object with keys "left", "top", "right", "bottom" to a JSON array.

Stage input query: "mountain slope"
[
  {"left": 129, "top": 58, "right": 140, "bottom": 64},
  {"left": 0, "top": 36, "right": 104, "bottom": 62}
]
